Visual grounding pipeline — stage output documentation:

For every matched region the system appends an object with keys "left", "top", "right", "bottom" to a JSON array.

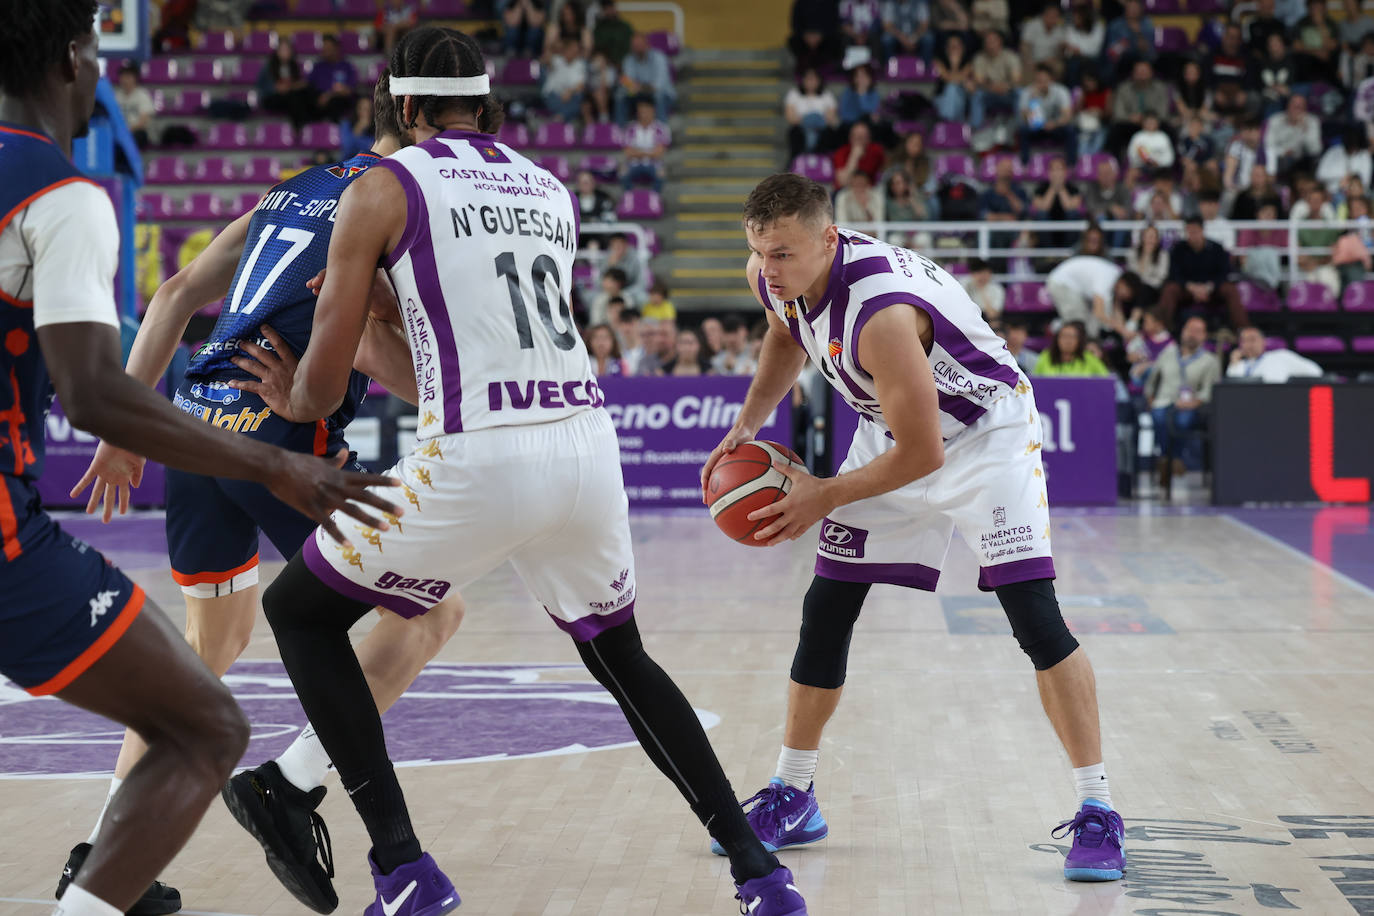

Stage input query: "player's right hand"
[
  {"left": 69, "top": 441, "right": 147, "bottom": 524},
  {"left": 700, "top": 425, "right": 757, "bottom": 504},
  {"left": 266, "top": 449, "right": 404, "bottom": 547}
]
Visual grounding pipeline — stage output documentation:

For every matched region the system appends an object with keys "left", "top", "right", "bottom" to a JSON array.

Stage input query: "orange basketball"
[{"left": 707, "top": 440, "right": 804, "bottom": 545}]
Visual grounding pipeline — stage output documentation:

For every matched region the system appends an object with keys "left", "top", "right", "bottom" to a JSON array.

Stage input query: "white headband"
[{"left": 389, "top": 75, "right": 490, "bottom": 97}]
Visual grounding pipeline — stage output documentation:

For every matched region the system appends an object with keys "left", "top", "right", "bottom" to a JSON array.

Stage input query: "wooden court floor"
[{"left": 2, "top": 505, "right": 1372, "bottom": 915}]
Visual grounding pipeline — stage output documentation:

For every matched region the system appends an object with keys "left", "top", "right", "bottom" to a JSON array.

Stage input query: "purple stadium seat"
[
  {"left": 293, "top": 0, "right": 334, "bottom": 14},
  {"left": 1023, "top": 152, "right": 1055, "bottom": 182},
  {"left": 142, "top": 59, "right": 178, "bottom": 85},
  {"left": 1342, "top": 280, "right": 1374, "bottom": 311},
  {"left": 300, "top": 123, "right": 341, "bottom": 150},
  {"left": 1235, "top": 280, "right": 1281, "bottom": 312},
  {"left": 1144, "top": 0, "right": 1181, "bottom": 11},
  {"left": 196, "top": 31, "right": 236, "bottom": 54},
  {"left": 242, "top": 32, "right": 277, "bottom": 55},
  {"left": 179, "top": 194, "right": 226, "bottom": 222},
  {"left": 1154, "top": 27, "right": 1189, "bottom": 52},
  {"left": 1352, "top": 336, "right": 1374, "bottom": 353},
  {"left": 137, "top": 193, "right": 175, "bottom": 221},
  {"left": 254, "top": 123, "right": 297, "bottom": 150},
  {"left": 617, "top": 190, "right": 663, "bottom": 220},
  {"left": 579, "top": 154, "right": 619, "bottom": 181},
  {"left": 647, "top": 31, "right": 682, "bottom": 56},
  {"left": 231, "top": 193, "right": 261, "bottom": 216},
  {"left": 790, "top": 154, "right": 834, "bottom": 184},
  {"left": 533, "top": 122, "right": 577, "bottom": 150},
  {"left": 422, "top": 0, "right": 469, "bottom": 14},
  {"left": 205, "top": 123, "right": 249, "bottom": 150},
  {"left": 502, "top": 59, "right": 542, "bottom": 87},
  {"left": 582, "top": 123, "right": 623, "bottom": 151},
  {"left": 935, "top": 154, "right": 974, "bottom": 178},
  {"left": 1004, "top": 283, "right": 1053, "bottom": 312},
  {"left": 978, "top": 153, "right": 1023, "bottom": 182},
  {"left": 885, "top": 56, "right": 929, "bottom": 82},
  {"left": 293, "top": 31, "right": 324, "bottom": 56},
  {"left": 497, "top": 122, "right": 530, "bottom": 147},
  {"left": 929, "top": 122, "right": 970, "bottom": 149},
  {"left": 1294, "top": 335, "right": 1345, "bottom": 354},
  {"left": 183, "top": 59, "right": 222, "bottom": 84},
  {"left": 339, "top": 30, "right": 372, "bottom": 55},
  {"left": 150, "top": 91, "right": 190, "bottom": 116},
  {"left": 1287, "top": 281, "right": 1339, "bottom": 311},
  {"left": 240, "top": 157, "right": 282, "bottom": 184},
  {"left": 535, "top": 156, "right": 571, "bottom": 182},
  {"left": 193, "top": 158, "right": 237, "bottom": 184},
  {"left": 1073, "top": 152, "right": 1117, "bottom": 181}
]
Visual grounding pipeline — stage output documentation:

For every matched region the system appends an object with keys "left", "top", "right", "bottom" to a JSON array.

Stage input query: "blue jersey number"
[{"left": 228, "top": 223, "right": 317, "bottom": 316}]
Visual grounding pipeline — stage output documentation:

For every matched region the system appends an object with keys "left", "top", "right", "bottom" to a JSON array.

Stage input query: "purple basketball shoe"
[
  {"left": 710, "top": 778, "right": 828, "bottom": 855},
  {"left": 363, "top": 852, "right": 461, "bottom": 916},
  {"left": 734, "top": 865, "right": 808, "bottom": 916},
  {"left": 1053, "top": 798, "right": 1125, "bottom": 881}
]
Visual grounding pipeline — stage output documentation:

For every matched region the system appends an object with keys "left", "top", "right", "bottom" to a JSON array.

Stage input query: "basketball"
[{"left": 707, "top": 440, "right": 804, "bottom": 545}]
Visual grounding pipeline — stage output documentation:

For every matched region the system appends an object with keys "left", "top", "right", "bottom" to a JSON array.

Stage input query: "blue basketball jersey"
[{"left": 184, "top": 151, "right": 381, "bottom": 431}]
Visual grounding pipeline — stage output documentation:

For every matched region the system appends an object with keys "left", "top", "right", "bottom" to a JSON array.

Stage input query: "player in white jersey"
[
  {"left": 233, "top": 27, "right": 808, "bottom": 916},
  {"left": 700, "top": 174, "right": 1125, "bottom": 882}
]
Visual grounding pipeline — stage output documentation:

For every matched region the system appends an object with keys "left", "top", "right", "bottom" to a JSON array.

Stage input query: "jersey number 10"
[{"left": 495, "top": 251, "right": 577, "bottom": 351}]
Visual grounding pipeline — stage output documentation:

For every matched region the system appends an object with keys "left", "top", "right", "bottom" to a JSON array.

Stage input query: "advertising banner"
[
  {"left": 830, "top": 377, "right": 1118, "bottom": 505},
  {"left": 598, "top": 376, "right": 792, "bottom": 507}
]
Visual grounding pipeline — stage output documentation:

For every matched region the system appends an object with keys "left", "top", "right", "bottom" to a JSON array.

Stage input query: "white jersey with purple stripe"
[
  {"left": 758, "top": 229, "right": 1027, "bottom": 440},
  {"left": 375, "top": 129, "right": 601, "bottom": 439}
]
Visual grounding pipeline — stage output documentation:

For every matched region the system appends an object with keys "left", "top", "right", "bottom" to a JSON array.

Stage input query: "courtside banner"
[
  {"left": 830, "top": 377, "right": 1118, "bottom": 506},
  {"left": 599, "top": 376, "right": 792, "bottom": 507}
]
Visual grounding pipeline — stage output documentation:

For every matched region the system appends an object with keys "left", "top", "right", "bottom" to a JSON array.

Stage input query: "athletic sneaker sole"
[
  {"left": 363, "top": 893, "right": 462, "bottom": 916},
  {"left": 1064, "top": 866, "right": 1125, "bottom": 881},
  {"left": 220, "top": 777, "right": 339, "bottom": 914}
]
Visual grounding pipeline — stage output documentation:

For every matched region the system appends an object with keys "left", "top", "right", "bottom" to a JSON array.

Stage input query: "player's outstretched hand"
[
  {"left": 267, "top": 448, "right": 403, "bottom": 548},
  {"left": 229, "top": 324, "right": 300, "bottom": 421},
  {"left": 700, "top": 425, "right": 757, "bottom": 504},
  {"left": 746, "top": 461, "right": 836, "bottom": 547},
  {"left": 69, "top": 441, "right": 147, "bottom": 524}
]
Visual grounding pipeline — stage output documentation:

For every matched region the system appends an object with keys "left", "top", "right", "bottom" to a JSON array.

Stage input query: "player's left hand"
[
  {"left": 229, "top": 324, "right": 301, "bottom": 422},
  {"left": 746, "top": 461, "right": 836, "bottom": 547}
]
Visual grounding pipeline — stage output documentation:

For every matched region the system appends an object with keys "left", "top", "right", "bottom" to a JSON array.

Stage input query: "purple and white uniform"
[
  {"left": 305, "top": 129, "right": 637, "bottom": 639},
  {"left": 758, "top": 229, "right": 1055, "bottom": 591}
]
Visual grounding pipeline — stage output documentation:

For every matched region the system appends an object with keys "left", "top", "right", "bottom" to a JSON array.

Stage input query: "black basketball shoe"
[
  {"left": 56, "top": 843, "right": 181, "bottom": 915},
  {"left": 221, "top": 761, "right": 337, "bottom": 913}
]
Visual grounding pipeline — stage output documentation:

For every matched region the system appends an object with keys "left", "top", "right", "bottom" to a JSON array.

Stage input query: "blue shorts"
[
  {"left": 166, "top": 382, "right": 353, "bottom": 596},
  {"left": 0, "top": 477, "right": 144, "bottom": 694}
]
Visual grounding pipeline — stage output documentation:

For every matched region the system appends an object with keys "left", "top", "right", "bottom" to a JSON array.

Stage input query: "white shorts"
[
  {"left": 303, "top": 408, "right": 637, "bottom": 640},
  {"left": 817, "top": 391, "right": 1055, "bottom": 591}
]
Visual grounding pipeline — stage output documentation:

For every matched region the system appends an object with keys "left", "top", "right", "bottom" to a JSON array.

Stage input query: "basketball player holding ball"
[{"left": 700, "top": 173, "right": 1125, "bottom": 882}]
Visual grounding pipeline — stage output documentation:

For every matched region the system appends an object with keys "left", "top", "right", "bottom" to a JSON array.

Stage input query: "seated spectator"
[
  {"left": 1017, "top": 65, "right": 1077, "bottom": 165},
  {"left": 1177, "top": 114, "right": 1216, "bottom": 169},
  {"left": 1334, "top": 195, "right": 1374, "bottom": 286},
  {"left": 545, "top": 1, "right": 592, "bottom": 58},
  {"left": 962, "top": 257, "right": 1005, "bottom": 325},
  {"left": 883, "top": 169, "right": 918, "bottom": 235},
  {"left": 1075, "top": 71, "right": 1111, "bottom": 156},
  {"left": 1124, "top": 305, "right": 1173, "bottom": 388},
  {"left": 621, "top": 97, "right": 670, "bottom": 191},
  {"left": 1210, "top": 24, "right": 1256, "bottom": 120},
  {"left": 1103, "top": 0, "right": 1157, "bottom": 76},
  {"left": 839, "top": 64, "right": 886, "bottom": 143},
  {"left": 1223, "top": 122, "right": 1264, "bottom": 205},
  {"left": 700, "top": 317, "right": 724, "bottom": 356},
  {"left": 1237, "top": 200, "right": 1287, "bottom": 288},
  {"left": 933, "top": 33, "right": 976, "bottom": 123},
  {"left": 789, "top": 0, "right": 842, "bottom": 74},
  {"left": 637, "top": 317, "right": 676, "bottom": 375},
  {"left": 544, "top": 38, "right": 588, "bottom": 122},
  {"left": 1075, "top": 222, "right": 1108, "bottom": 257},
  {"left": 583, "top": 50, "right": 618, "bottom": 123},
  {"left": 1265, "top": 96, "right": 1322, "bottom": 180},
  {"left": 1107, "top": 60, "right": 1170, "bottom": 157},
  {"left": 1294, "top": 0, "right": 1340, "bottom": 82},
  {"left": 615, "top": 306, "right": 645, "bottom": 374},
  {"left": 1127, "top": 113, "right": 1174, "bottom": 171},
  {"left": 1064, "top": 3, "right": 1106, "bottom": 87},
  {"left": 500, "top": 0, "right": 547, "bottom": 58},
  {"left": 113, "top": 62, "right": 155, "bottom": 149},
  {"left": 840, "top": 0, "right": 884, "bottom": 58},
  {"left": 1046, "top": 254, "right": 1123, "bottom": 338},
  {"left": 1128, "top": 223, "right": 1170, "bottom": 293},
  {"left": 1000, "top": 317, "right": 1039, "bottom": 373},
  {"left": 642, "top": 280, "right": 676, "bottom": 321},
  {"left": 1020, "top": 4, "right": 1068, "bottom": 79},
  {"left": 574, "top": 169, "right": 617, "bottom": 228},
  {"left": 593, "top": 0, "right": 634, "bottom": 65},
  {"left": 1254, "top": 33, "right": 1298, "bottom": 117},
  {"left": 1245, "top": 0, "right": 1287, "bottom": 56},
  {"left": 1229, "top": 163, "right": 1281, "bottom": 220},
  {"left": 890, "top": 132, "right": 938, "bottom": 209},
  {"left": 661, "top": 328, "right": 712, "bottom": 376},
  {"left": 1133, "top": 170, "right": 1184, "bottom": 218},
  {"left": 256, "top": 42, "right": 315, "bottom": 128},
  {"left": 1174, "top": 60, "right": 1214, "bottom": 126},
  {"left": 1341, "top": 0, "right": 1374, "bottom": 47},
  {"left": 836, "top": 170, "right": 886, "bottom": 223},
  {"left": 1292, "top": 183, "right": 1340, "bottom": 248},
  {"left": 971, "top": 30, "right": 1021, "bottom": 129},
  {"left": 376, "top": 0, "right": 418, "bottom": 55},
  {"left": 971, "top": 0, "right": 1009, "bottom": 34},
  {"left": 1030, "top": 156, "right": 1083, "bottom": 248},
  {"left": 1343, "top": 32, "right": 1374, "bottom": 88},
  {"left": 616, "top": 31, "right": 675, "bottom": 124},
  {"left": 1033, "top": 320, "right": 1112, "bottom": 376},
  {"left": 1147, "top": 316, "right": 1220, "bottom": 484},
  {"left": 340, "top": 95, "right": 375, "bottom": 159},
  {"left": 309, "top": 34, "right": 357, "bottom": 122},
  {"left": 711, "top": 316, "right": 757, "bottom": 375},
  {"left": 978, "top": 157, "right": 1029, "bottom": 247},
  {"left": 1084, "top": 157, "right": 1132, "bottom": 224},
  {"left": 833, "top": 121, "right": 885, "bottom": 189},
  {"left": 1159, "top": 217, "right": 1249, "bottom": 330},
  {"left": 785, "top": 67, "right": 840, "bottom": 159},
  {"left": 929, "top": 0, "right": 971, "bottom": 40},
  {"left": 604, "top": 233, "right": 644, "bottom": 297},
  {"left": 1228, "top": 326, "right": 1323, "bottom": 381},
  {"left": 1317, "top": 127, "right": 1373, "bottom": 196},
  {"left": 590, "top": 267, "right": 629, "bottom": 325},
  {"left": 585, "top": 323, "right": 628, "bottom": 376},
  {"left": 1197, "top": 190, "right": 1236, "bottom": 250},
  {"left": 882, "top": 0, "right": 934, "bottom": 63}
]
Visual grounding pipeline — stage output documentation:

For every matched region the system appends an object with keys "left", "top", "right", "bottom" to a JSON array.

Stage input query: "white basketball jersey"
[
  {"left": 757, "top": 229, "right": 1028, "bottom": 440},
  {"left": 376, "top": 129, "right": 601, "bottom": 439}
]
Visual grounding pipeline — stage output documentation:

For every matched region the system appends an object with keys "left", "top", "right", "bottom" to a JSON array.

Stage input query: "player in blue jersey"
[
  {"left": 0, "top": 4, "right": 403, "bottom": 916},
  {"left": 64, "top": 75, "right": 464, "bottom": 914}
]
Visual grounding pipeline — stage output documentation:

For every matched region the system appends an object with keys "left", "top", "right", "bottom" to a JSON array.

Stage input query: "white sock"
[
  {"left": 774, "top": 746, "right": 819, "bottom": 790},
  {"left": 54, "top": 884, "right": 121, "bottom": 916},
  {"left": 86, "top": 777, "right": 123, "bottom": 845},
  {"left": 1073, "top": 762, "right": 1112, "bottom": 808},
  {"left": 275, "top": 725, "right": 334, "bottom": 792}
]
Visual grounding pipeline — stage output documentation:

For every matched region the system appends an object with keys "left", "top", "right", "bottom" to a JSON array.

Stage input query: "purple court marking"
[
  {"left": 1225, "top": 506, "right": 1374, "bottom": 596},
  {"left": 0, "top": 661, "right": 719, "bottom": 779}
]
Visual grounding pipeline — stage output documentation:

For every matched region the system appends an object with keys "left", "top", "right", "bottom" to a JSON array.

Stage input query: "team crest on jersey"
[
  {"left": 782, "top": 301, "right": 798, "bottom": 319},
  {"left": 327, "top": 164, "right": 368, "bottom": 179},
  {"left": 471, "top": 141, "right": 510, "bottom": 163},
  {"left": 828, "top": 337, "right": 844, "bottom": 359}
]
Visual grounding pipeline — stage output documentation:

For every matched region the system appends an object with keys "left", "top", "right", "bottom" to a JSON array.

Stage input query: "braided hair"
[
  {"left": 389, "top": 26, "right": 504, "bottom": 136},
  {"left": 0, "top": 0, "right": 99, "bottom": 98}
]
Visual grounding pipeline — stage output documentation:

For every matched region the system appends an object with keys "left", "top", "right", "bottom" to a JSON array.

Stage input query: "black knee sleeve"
[
  {"left": 790, "top": 576, "right": 870, "bottom": 689},
  {"left": 995, "top": 578, "right": 1078, "bottom": 670}
]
